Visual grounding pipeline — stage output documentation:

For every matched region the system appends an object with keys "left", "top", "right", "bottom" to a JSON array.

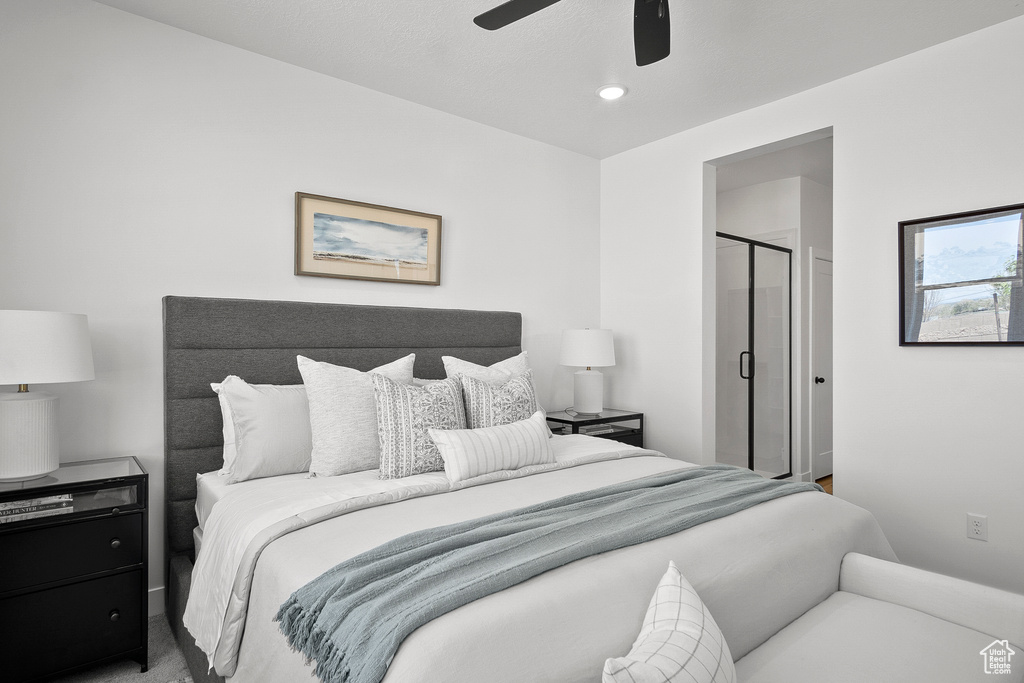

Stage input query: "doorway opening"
[{"left": 707, "top": 129, "right": 833, "bottom": 483}]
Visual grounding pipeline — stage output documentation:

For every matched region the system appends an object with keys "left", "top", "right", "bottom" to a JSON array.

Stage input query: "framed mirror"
[{"left": 899, "top": 203, "right": 1024, "bottom": 345}]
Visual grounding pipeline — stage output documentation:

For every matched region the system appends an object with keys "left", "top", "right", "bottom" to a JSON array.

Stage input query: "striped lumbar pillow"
[
  {"left": 429, "top": 410, "right": 553, "bottom": 483},
  {"left": 603, "top": 561, "right": 736, "bottom": 683}
]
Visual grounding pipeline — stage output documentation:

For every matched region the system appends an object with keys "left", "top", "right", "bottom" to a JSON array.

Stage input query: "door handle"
[
  {"left": 739, "top": 351, "right": 753, "bottom": 380},
  {"left": 815, "top": 376, "right": 825, "bottom": 384}
]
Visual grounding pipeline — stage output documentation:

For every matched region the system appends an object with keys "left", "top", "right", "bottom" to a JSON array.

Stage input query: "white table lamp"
[
  {"left": 560, "top": 329, "right": 615, "bottom": 415},
  {"left": 0, "top": 311, "right": 95, "bottom": 481}
]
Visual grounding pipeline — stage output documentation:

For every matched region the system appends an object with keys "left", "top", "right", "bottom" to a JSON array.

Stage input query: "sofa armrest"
[{"left": 840, "top": 552, "right": 1024, "bottom": 649}]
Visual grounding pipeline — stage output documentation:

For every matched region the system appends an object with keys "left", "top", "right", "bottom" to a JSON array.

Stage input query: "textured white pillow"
[
  {"left": 603, "top": 561, "right": 736, "bottom": 683},
  {"left": 442, "top": 351, "right": 530, "bottom": 384},
  {"left": 297, "top": 354, "right": 415, "bottom": 477},
  {"left": 429, "top": 411, "right": 553, "bottom": 483},
  {"left": 373, "top": 374, "right": 466, "bottom": 479},
  {"left": 461, "top": 370, "right": 539, "bottom": 429},
  {"left": 216, "top": 376, "right": 312, "bottom": 484},
  {"left": 442, "top": 351, "right": 545, "bottom": 416}
]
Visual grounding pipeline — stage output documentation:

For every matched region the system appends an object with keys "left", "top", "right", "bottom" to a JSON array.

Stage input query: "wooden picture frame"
[
  {"left": 295, "top": 192, "right": 441, "bottom": 285},
  {"left": 899, "top": 202, "right": 1024, "bottom": 345}
]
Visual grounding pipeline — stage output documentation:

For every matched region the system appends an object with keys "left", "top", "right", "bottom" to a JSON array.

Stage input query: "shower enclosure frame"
[{"left": 716, "top": 231, "right": 794, "bottom": 480}]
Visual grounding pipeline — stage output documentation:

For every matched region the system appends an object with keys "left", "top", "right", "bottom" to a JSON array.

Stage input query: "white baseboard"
[{"left": 148, "top": 586, "right": 165, "bottom": 617}]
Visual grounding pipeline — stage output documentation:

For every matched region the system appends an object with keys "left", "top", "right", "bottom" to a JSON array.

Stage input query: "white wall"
[
  {"left": 602, "top": 15, "right": 1024, "bottom": 593},
  {"left": 717, "top": 178, "right": 803, "bottom": 239},
  {"left": 0, "top": 0, "right": 601, "bottom": 612}
]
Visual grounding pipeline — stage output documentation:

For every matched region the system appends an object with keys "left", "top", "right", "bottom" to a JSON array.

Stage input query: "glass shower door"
[{"left": 715, "top": 233, "right": 792, "bottom": 479}]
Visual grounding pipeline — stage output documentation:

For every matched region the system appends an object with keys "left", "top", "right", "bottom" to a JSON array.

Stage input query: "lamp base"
[
  {"left": 0, "top": 390, "right": 60, "bottom": 481},
  {"left": 572, "top": 370, "right": 605, "bottom": 415}
]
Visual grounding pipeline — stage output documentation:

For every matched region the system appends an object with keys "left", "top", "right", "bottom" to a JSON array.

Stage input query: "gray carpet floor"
[{"left": 48, "top": 614, "right": 191, "bottom": 683}]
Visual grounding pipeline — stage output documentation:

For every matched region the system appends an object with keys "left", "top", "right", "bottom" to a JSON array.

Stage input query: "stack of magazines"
[{"left": 0, "top": 493, "right": 74, "bottom": 524}]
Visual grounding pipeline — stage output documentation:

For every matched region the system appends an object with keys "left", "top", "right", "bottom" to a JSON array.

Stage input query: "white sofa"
[{"left": 734, "top": 552, "right": 1024, "bottom": 682}]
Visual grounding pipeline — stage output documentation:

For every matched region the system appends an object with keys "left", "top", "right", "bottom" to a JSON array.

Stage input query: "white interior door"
[{"left": 811, "top": 252, "right": 833, "bottom": 480}]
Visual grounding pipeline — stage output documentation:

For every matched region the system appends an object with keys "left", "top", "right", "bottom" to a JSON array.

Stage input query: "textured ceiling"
[{"left": 93, "top": 0, "right": 1024, "bottom": 159}]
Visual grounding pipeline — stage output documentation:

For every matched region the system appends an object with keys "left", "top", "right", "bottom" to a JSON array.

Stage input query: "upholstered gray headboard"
[{"left": 162, "top": 295, "right": 523, "bottom": 561}]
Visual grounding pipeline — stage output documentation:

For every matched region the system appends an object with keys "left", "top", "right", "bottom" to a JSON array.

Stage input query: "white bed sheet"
[
  {"left": 194, "top": 470, "right": 313, "bottom": 556},
  {"left": 186, "top": 434, "right": 667, "bottom": 676},
  {"left": 229, "top": 454, "right": 895, "bottom": 683},
  {"left": 195, "top": 470, "right": 311, "bottom": 531}
]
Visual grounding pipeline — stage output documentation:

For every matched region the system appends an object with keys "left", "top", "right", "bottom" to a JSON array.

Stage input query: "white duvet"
[{"left": 183, "top": 435, "right": 671, "bottom": 676}]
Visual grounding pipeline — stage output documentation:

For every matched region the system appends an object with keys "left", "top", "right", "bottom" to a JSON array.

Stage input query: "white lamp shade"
[
  {"left": 0, "top": 310, "right": 95, "bottom": 385},
  {"left": 560, "top": 328, "right": 616, "bottom": 368}
]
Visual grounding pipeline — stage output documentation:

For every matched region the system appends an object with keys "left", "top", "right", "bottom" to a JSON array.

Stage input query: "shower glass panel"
[
  {"left": 715, "top": 233, "right": 792, "bottom": 479},
  {"left": 715, "top": 237, "right": 750, "bottom": 470}
]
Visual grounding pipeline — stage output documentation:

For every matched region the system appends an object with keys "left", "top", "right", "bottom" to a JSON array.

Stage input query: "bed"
[{"left": 163, "top": 295, "right": 895, "bottom": 683}]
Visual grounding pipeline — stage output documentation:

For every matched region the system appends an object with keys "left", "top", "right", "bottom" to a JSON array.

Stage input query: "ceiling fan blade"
[
  {"left": 473, "top": 0, "right": 563, "bottom": 30},
  {"left": 634, "top": 0, "right": 670, "bottom": 66}
]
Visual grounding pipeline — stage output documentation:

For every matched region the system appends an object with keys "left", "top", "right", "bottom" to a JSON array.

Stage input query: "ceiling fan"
[{"left": 474, "top": 0, "right": 671, "bottom": 67}]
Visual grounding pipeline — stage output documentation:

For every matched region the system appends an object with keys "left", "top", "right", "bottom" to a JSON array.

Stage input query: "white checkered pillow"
[
  {"left": 603, "top": 561, "right": 736, "bottom": 683},
  {"left": 429, "top": 411, "right": 553, "bottom": 483}
]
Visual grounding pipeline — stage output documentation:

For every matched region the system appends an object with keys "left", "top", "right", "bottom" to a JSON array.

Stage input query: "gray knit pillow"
[{"left": 373, "top": 375, "right": 467, "bottom": 479}]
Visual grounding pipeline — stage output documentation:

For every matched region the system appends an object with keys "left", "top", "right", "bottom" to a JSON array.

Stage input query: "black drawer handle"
[
  {"left": 109, "top": 609, "right": 120, "bottom": 622},
  {"left": 110, "top": 538, "right": 121, "bottom": 549},
  {"left": 111, "top": 507, "right": 120, "bottom": 514}
]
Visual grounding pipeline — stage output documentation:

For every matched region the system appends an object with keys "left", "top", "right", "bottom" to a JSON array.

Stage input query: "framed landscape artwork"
[
  {"left": 899, "top": 202, "right": 1024, "bottom": 345},
  {"left": 295, "top": 192, "right": 441, "bottom": 285}
]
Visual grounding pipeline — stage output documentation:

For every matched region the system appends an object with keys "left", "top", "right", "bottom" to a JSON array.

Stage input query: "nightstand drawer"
[
  {"left": 1, "top": 570, "right": 143, "bottom": 681},
  {"left": 0, "top": 514, "right": 142, "bottom": 593}
]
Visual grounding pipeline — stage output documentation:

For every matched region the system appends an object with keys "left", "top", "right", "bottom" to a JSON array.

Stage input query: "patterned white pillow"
[
  {"left": 429, "top": 411, "right": 553, "bottom": 483},
  {"left": 461, "top": 370, "right": 538, "bottom": 429},
  {"left": 442, "top": 352, "right": 545, "bottom": 416},
  {"left": 297, "top": 354, "right": 415, "bottom": 477},
  {"left": 373, "top": 374, "right": 467, "bottom": 479},
  {"left": 603, "top": 561, "right": 736, "bottom": 683}
]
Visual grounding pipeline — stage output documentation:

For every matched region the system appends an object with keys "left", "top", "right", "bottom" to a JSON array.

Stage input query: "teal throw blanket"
[{"left": 276, "top": 464, "right": 821, "bottom": 683}]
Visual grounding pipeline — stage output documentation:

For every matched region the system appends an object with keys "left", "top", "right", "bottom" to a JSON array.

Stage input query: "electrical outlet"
[{"left": 967, "top": 513, "right": 988, "bottom": 541}]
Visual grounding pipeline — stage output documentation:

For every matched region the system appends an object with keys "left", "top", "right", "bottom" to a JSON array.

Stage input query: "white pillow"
[
  {"left": 461, "top": 370, "right": 539, "bottom": 429},
  {"left": 441, "top": 351, "right": 530, "bottom": 384},
  {"left": 297, "top": 354, "right": 415, "bottom": 477},
  {"left": 429, "top": 411, "right": 553, "bottom": 483},
  {"left": 373, "top": 374, "right": 466, "bottom": 479},
  {"left": 442, "top": 351, "right": 545, "bottom": 416},
  {"left": 210, "top": 383, "right": 240, "bottom": 475},
  {"left": 215, "top": 376, "right": 312, "bottom": 484},
  {"left": 603, "top": 561, "right": 736, "bottom": 683}
]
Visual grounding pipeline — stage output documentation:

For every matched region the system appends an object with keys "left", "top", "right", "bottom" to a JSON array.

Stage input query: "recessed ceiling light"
[{"left": 597, "top": 85, "right": 627, "bottom": 101}]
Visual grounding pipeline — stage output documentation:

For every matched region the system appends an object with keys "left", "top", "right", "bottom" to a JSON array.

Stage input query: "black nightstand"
[
  {"left": 546, "top": 409, "right": 644, "bottom": 448},
  {"left": 0, "top": 456, "right": 148, "bottom": 682}
]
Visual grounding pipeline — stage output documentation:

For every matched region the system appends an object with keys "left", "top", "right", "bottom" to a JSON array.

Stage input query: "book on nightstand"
[
  {"left": 0, "top": 493, "right": 74, "bottom": 523},
  {"left": 579, "top": 425, "right": 618, "bottom": 436}
]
